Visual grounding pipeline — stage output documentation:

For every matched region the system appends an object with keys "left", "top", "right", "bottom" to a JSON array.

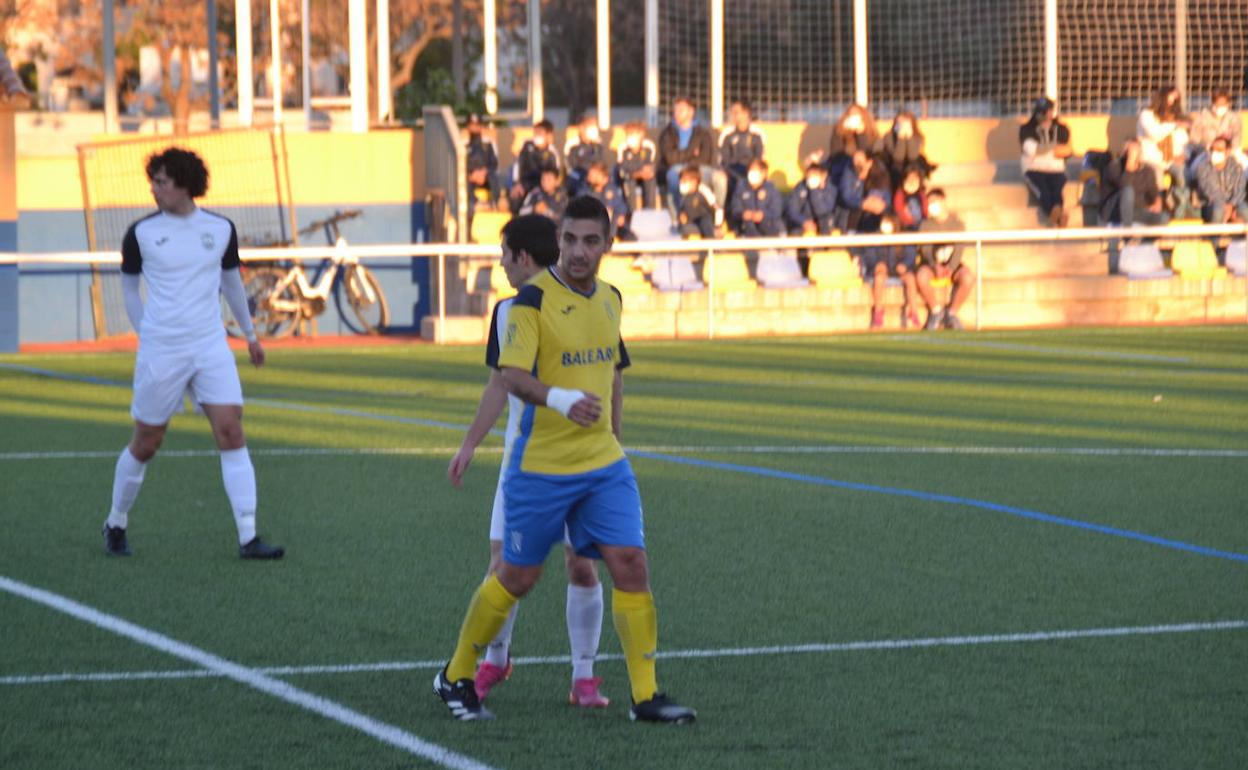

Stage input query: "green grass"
[{"left": 2, "top": 326, "right": 1247, "bottom": 769}]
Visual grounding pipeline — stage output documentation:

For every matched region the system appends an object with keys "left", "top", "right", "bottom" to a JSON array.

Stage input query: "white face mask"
[
  {"left": 879, "top": 219, "right": 895, "bottom": 234},
  {"left": 584, "top": 126, "right": 600, "bottom": 142},
  {"left": 679, "top": 182, "right": 695, "bottom": 196},
  {"left": 895, "top": 122, "right": 911, "bottom": 135},
  {"left": 532, "top": 135, "right": 547, "bottom": 149},
  {"left": 928, "top": 203, "right": 945, "bottom": 218},
  {"left": 747, "top": 171, "right": 764, "bottom": 186},
  {"left": 844, "top": 115, "right": 864, "bottom": 131},
  {"left": 626, "top": 135, "right": 642, "bottom": 149},
  {"left": 1214, "top": 106, "right": 1229, "bottom": 118},
  {"left": 1211, "top": 151, "right": 1227, "bottom": 165},
  {"left": 806, "top": 174, "right": 825, "bottom": 188},
  {"left": 903, "top": 181, "right": 920, "bottom": 195}
]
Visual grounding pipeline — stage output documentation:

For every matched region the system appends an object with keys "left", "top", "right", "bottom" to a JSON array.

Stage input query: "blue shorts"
[{"left": 502, "top": 458, "right": 645, "bottom": 566}]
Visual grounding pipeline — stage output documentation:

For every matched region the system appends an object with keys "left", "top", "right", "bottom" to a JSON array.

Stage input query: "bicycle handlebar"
[{"left": 298, "top": 209, "right": 363, "bottom": 237}]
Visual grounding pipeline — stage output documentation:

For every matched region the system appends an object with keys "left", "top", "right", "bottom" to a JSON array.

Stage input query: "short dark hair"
[
  {"left": 535, "top": 119, "right": 554, "bottom": 134},
  {"left": 928, "top": 187, "right": 947, "bottom": 201},
  {"left": 673, "top": 96, "right": 695, "bottom": 109},
  {"left": 146, "top": 147, "right": 209, "bottom": 198},
  {"left": 502, "top": 214, "right": 560, "bottom": 267},
  {"left": 731, "top": 99, "right": 753, "bottom": 116},
  {"left": 562, "top": 195, "right": 612, "bottom": 240}
]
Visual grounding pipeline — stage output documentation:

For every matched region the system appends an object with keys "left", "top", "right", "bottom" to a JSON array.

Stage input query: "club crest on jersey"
[{"left": 201, "top": 232, "right": 216, "bottom": 250}]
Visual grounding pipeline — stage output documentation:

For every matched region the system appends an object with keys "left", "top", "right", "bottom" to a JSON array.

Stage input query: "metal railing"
[{"left": 4, "top": 222, "right": 1246, "bottom": 343}]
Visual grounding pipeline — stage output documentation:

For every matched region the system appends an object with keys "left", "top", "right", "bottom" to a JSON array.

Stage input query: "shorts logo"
[
  {"left": 509, "top": 531, "right": 523, "bottom": 553},
  {"left": 201, "top": 233, "right": 216, "bottom": 250}
]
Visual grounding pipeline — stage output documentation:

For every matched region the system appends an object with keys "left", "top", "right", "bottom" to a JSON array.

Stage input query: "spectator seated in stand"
[
  {"left": 879, "top": 111, "right": 935, "bottom": 187},
  {"left": 1101, "top": 138, "right": 1167, "bottom": 226},
  {"left": 1192, "top": 135, "right": 1248, "bottom": 225},
  {"left": 827, "top": 103, "right": 881, "bottom": 183},
  {"left": 784, "top": 157, "right": 838, "bottom": 235},
  {"left": 464, "top": 113, "right": 500, "bottom": 211},
  {"left": 863, "top": 214, "right": 920, "bottom": 330},
  {"left": 915, "top": 189, "right": 974, "bottom": 331},
  {"left": 1138, "top": 86, "right": 1195, "bottom": 219},
  {"left": 675, "top": 165, "right": 722, "bottom": 239},
  {"left": 729, "top": 159, "right": 785, "bottom": 238},
  {"left": 617, "top": 121, "right": 660, "bottom": 211},
  {"left": 1020, "top": 97, "right": 1074, "bottom": 227},
  {"left": 519, "top": 167, "right": 568, "bottom": 223},
  {"left": 509, "top": 119, "right": 562, "bottom": 214},
  {"left": 836, "top": 149, "right": 891, "bottom": 233},
  {"left": 719, "top": 100, "right": 766, "bottom": 196},
  {"left": 584, "top": 162, "right": 633, "bottom": 240},
  {"left": 1189, "top": 90, "right": 1243, "bottom": 165},
  {"left": 564, "top": 114, "right": 611, "bottom": 197},
  {"left": 658, "top": 96, "right": 727, "bottom": 216}
]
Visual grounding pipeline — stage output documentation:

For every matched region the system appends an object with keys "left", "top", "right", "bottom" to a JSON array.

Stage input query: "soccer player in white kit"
[
  {"left": 100, "top": 147, "right": 284, "bottom": 560},
  {"left": 446, "top": 214, "right": 608, "bottom": 708}
]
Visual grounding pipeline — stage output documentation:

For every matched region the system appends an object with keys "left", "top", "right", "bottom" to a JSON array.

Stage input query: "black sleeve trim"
[
  {"left": 485, "top": 301, "right": 504, "bottom": 369},
  {"left": 120, "top": 224, "right": 142, "bottom": 274},
  {"left": 617, "top": 338, "right": 631, "bottom": 370},
  {"left": 220, "top": 221, "right": 241, "bottom": 270},
  {"left": 513, "top": 283, "right": 544, "bottom": 310}
]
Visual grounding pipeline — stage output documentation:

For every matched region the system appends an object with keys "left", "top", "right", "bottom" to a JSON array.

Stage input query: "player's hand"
[
  {"left": 447, "top": 445, "right": 474, "bottom": 487},
  {"left": 247, "top": 339, "right": 266, "bottom": 367},
  {"left": 567, "top": 392, "right": 603, "bottom": 427}
]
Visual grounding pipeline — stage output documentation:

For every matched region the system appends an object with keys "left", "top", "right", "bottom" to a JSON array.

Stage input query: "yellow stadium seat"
[
  {"left": 598, "top": 256, "right": 653, "bottom": 294},
  {"left": 707, "top": 251, "right": 757, "bottom": 291},
  {"left": 490, "top": 264, "right": 516, "bottom": 297},
  {"left": 470, "top": 211, "right": 510, "bottom": 245},
  {"left": 807, "top": 249, "right": 862, "bottom": 288},
  {"left": 1169, "top": 238, "right": 1226, "bottom": 280}
]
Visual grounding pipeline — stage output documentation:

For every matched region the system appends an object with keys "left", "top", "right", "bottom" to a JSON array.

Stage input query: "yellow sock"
[
  {"left": 612, "top": 588, "right": 659, "bottom": 703},
  {"left": 447, "top": 574, "right": 518, "bottom": 682}
]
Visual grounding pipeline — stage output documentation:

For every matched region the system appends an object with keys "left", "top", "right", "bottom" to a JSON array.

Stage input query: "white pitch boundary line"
[
  {"left": 2, "top": 445, "right": 1247, "bottom": 462},
  {"left": 5, "top": 618, "right": 1246, "bottom": 687},
  {"left": 0, "top": 575, "right": 498, "bottom": 770}
]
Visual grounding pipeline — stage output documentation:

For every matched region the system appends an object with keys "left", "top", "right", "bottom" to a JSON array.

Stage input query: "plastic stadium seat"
[
  {"left": 630, "top": 209, "right": 675, "bottom": 242},
  {"left": 651, "top": 257, "right": 704, "bottom": 291},
  {"left": 470, "top": 211, "right": 510, "bottom": 245},
  {"left": 598, "top": 256, "right": 653, "bottom": 294},
  {"left": 806, "top": 249, "right": 863, "bottom": 288},
  {"left": 473, "top": 262, "right": 515, "bottom": 298},
  {"left": 1170, "top": 238, "right": 1226, "bottom": 280},
  {"left": 1118, "top": 244, "right": 1173, "bottom": 279},
  {"left": 1226, "top": 241, "right": 1247, "bottom": 276},
  {"left": 756, "top": 250, "right": 810, "bottom": 288},
  {"left": 707, "top": 252, "right": 757, "bottom": 291}
]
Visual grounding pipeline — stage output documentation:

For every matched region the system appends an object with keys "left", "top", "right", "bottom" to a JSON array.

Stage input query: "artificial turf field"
[{"left": 2, "top": 326, "right": 1246, "bottom": 769}]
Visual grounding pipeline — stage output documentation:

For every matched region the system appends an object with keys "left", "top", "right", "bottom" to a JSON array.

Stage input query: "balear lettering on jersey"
[{"left": 561, "top": 348, "right": 615, "bottom": 367}]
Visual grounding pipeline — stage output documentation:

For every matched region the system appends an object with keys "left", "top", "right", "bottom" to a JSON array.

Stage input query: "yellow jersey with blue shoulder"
[{"left": 496, "top": 266, "right": 631, "bottom": 476}]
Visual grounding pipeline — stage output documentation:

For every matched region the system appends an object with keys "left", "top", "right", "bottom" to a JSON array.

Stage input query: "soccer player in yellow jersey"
[{"left": 434, "top": 196, "right": 695, "bottom": 724}]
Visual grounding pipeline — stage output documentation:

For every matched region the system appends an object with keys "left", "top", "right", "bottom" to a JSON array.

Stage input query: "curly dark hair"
[{"left": 146, "top": 147, "right": 209, "bottom": 198}]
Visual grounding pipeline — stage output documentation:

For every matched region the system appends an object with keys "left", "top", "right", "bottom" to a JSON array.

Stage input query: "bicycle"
[{"left": 227, "top": 210, "right": 391, "bottom": 339}]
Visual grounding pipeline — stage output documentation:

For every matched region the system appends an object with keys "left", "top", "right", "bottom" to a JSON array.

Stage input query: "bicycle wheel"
[
  {"left": 337, "top": 265, "right": 390, "bottom": 334},
  {"left": 240, "top": 266, "right": 300, "bottom": 339}
]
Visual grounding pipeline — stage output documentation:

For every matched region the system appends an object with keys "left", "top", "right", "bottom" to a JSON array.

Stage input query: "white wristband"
[{"left": 545, "top": 387, "right": 585, "bottom": 418}]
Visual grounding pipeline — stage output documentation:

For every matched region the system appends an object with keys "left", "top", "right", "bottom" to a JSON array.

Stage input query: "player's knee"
[
  {"left": 130, "top": 432, "right": 163, "bottom": 462},
  {"left": 603, "top": 547, "right": 649, "bottom": 591},
  {"left": 496, "top": 562, "right": 541, "bottom": 598},
  {"left": 565, "top": 553, "right": 598, "bottom": 587},
  {"left": 213, "top": 421, "right": 245, "bottom": 450}
]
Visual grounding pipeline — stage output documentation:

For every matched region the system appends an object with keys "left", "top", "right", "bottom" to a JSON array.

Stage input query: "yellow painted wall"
[{"left": 0, "top": 106, "right": 18, "bottom": 219}]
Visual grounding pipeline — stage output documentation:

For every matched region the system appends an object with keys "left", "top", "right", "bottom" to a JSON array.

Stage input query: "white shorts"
[
  {"left": 489, "top": 465, "right": 572, "bottom": 546},
  {"left": 131, "top": 338, "right": 243, "bottom": 425}
]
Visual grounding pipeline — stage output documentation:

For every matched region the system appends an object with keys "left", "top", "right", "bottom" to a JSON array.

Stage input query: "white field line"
[
  {"left": 2, "top": 445, "right": 1247, "bottom": 462},
  {"left": 4, "top": 618, "right": 1246, "bottom": 687},
  {"left": 0, "top": 575, "right": 498, "bottom": 770}
]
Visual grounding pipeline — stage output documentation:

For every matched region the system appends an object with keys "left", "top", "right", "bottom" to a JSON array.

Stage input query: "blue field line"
[
  {"left": 628, "top": 450, "right": 1248, "bottom": 565},
  {"left": 6, "top": 362, "right": 1246, "bottom": 564}
]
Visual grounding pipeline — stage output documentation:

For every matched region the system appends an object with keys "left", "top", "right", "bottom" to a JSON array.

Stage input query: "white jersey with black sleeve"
[{"left": 121, "top": 208, "right": 240, "bottom": 350}]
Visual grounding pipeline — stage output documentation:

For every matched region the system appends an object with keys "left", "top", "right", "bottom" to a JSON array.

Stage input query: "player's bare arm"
[
  {"left": 500, "top": 366, "right": 602, "bottom": 428},
  {"left": 611, "top": 368, "right": 623, "bottom": 439},
  {"left": 448, "top": 370, "right": 508, "bottom": 487}
]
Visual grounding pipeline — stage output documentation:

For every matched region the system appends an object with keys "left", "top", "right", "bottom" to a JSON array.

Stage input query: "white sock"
[
  {"left": 106, "top": 447, "right": 147, "bottom": 530},
  {"left": 567, "top": 582, "right": 604, "bottom": 681},
  {"left": 220, "top": 447, "right": 257, "bottom": 545},
  {"left": 485, "top": 602, "right": 519, "bottom": 667}
]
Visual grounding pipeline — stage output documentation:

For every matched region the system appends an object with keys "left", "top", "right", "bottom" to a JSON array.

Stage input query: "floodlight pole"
[
  {"left": 269, "top": 0, "right": 282, "bottom": 125},
  {"left": 208, "top": 0, "right": 221, "bottom": 128},
  {"left": 1044, "top": 0, "right": 1058, "bottom": 101},
  {"left": 853, "top": 0, "right": 868, "bottom": 107},
  {"left": 528, "top": 0, "right": 544, "bottom": 122},
  {"left": 709, "top": 0, "right": 723, "bottom": 129},
  {"left": 348, "top": 0, "right": 368, "bottom": 132},
  {"left": 596, "top": 0, "right": 611, "bottom": 128},
  {"left": 644, "top": 0, "right": 658, "bottom": 127},
  {"left": 452, "top": 0, "right": 465, "bottom": 102},
  {"left": 236, "top": 0, "right": 254, "bottom": 126},
  {"left": 1174, "top": 0, "right": 1188, "bottom": 102},
  {"left": 377, "top": 0, "right": 392, "bottom": 122},
  {"left": 103, "top": 0, "right": 118, "bottom": 133},
  {"left": 301, "top": 0, "right": 311, "bottom": 129},
  {"left": 483, "top": 0, "right": 498, "bottom": 115}
]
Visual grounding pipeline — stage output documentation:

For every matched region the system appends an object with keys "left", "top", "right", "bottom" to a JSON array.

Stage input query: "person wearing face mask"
[
  {"left": 585, "top": 162, "right": 632, "bottom": 240},
  {"left": 1190, "top": 91, "right": 1242, "bottom": 159},
  {"left": 512, "top": 120, "right": 563, "bottom": 213},
  {"left": 1101, "top": 138, "right": 1165, "bottom": 226},
  {"left": 1020, "top": 97, "right": 1074, "bottom": 227},
  {"left": 657, "top": 97, "right": 722, "bottom": 214},
  {"left": 879, "top": 111, "right": 935, "bottom": 185},
  {"left": 616, "top": 121, "right": 659, "bottom": 210},
  {"left": 565, "top": 114, "right": 612, "bottom": 197},
  {"left": 784, "top": 159, "right": 839, "bottom": 235},
  {"left": 862, "top": 213, "right": 919, "bottom": 330},
  {"left": 520, "top": 167, "right": 569, "bottom": 223},
  {"left": 465, "top": 114, "right": 501, "bottom": 209},
  {"left": 828, "top": 104, "right": 881, "bottom": 181},
  {"left": 915, "top": 189, "right": 974, "bottom": 331},
  {"left": 1137, "top": 86, "right": 1192, "bottom": 208},
  {"left": 675, "top": 165, "right": 721, "bottom": 239},
  {"left": 836, "top": 149, "right": 892, "bottom": 233},
  {"left": 1193, "top": 136, "right": 1248, "bottom": 225},
  {"left": 728, "top": 159, "right": 784, "bottom": 237},
  {"left": 719, "top": 100, "right": 766, "bottom": 194}
]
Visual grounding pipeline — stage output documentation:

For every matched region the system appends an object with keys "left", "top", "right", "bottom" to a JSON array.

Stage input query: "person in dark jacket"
[
  {"left": 675, "top": 165, "right": 720, "bottom": 239},
  {"left": 719, "top": 100, "right": 766, "bottom": 191},
  {"left": 728, "top": 159, "right": 784, "bottom": 237},
  {"left": 828, "top": 104, "right": 881, "bottom": 180},
  {"left": 879, "top": 111, "right": 935, "bottom": 186},
  {"left": 585, "top": 162, "right": 632, "bottom": 240},
  {"left": 510, "top": 120, "right": 562, "bottom": 213},
  {"left": 915, "top": 189, "right": 974, "bottom": 331},
  {"left": 836, "top": 150, "right": 891, "bottom": 233},
  {"left": 617, "top": 121, "right": 659, "bottom": 210},
  {"left": 465, "top": 113, "right": 500, "bottom": 206},
  {"left": 1101, "top": 138, "right": 1165, "bottom": 225},
  {"left": 657, "top": 97, "right": 725, "bottom": 212},
  {"left": 564, "top": 114, "right": 611, "bottom": 196},
  {"left": 1020, "top": 97, "right": 1074, "bottom": 226},
  {"left": 785, "top": 159, "right": 838, "bottom": 235},
  {"left": 520, "top": 167, "right": 568, "bottom": 222},
  {"left": 1193, "top": 135, "right": 1248, "bottom": 224}
]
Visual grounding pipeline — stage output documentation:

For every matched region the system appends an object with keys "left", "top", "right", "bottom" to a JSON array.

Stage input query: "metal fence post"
[
  {"left": 437, "top": 251, "right": 446, "bottom": 345},
  {"left": 707, "top": 247, "right": 715, "bottom": 339},
  {"left": 975, "top": 239, "right": 983, "bottom": 331}
]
